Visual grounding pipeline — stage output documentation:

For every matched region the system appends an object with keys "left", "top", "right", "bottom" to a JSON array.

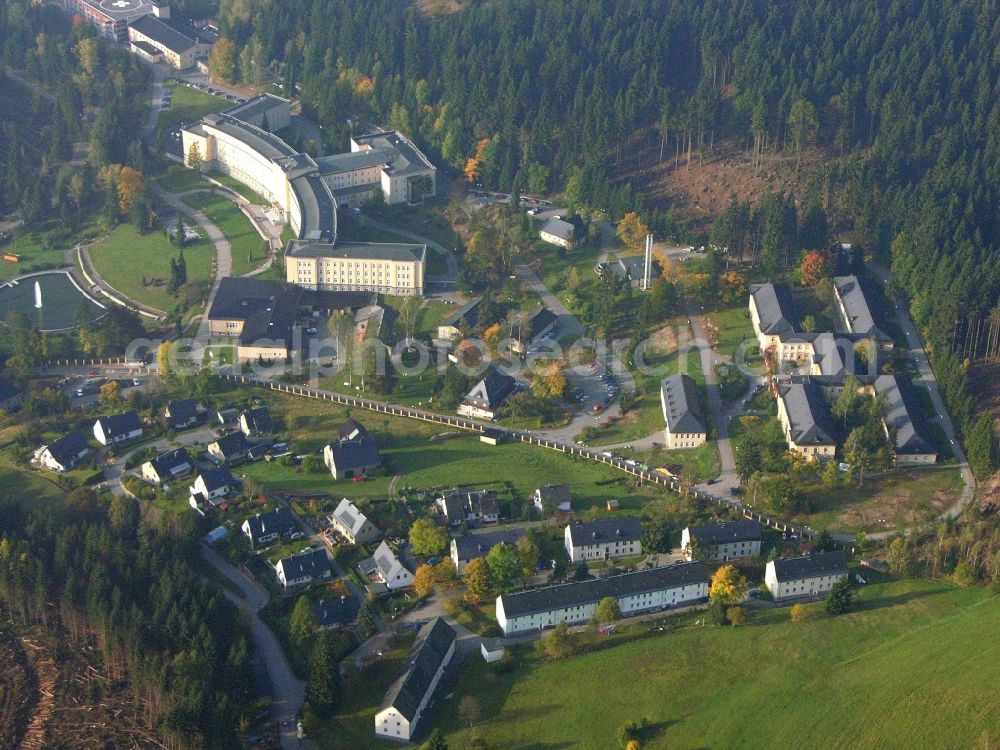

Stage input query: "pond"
[{"left": 0, "top": 272, "right": 105, "bottom": 331}]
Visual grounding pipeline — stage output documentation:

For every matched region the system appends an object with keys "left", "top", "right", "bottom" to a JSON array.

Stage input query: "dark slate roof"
[
  {"left": 212, "top": 431, "right": 251, "bottom": 458},
  {"left": 207, "top": 278, "right": 301, "bottom": 347},
  {"left": 499, "top": 562, "right": 709, "bottom": 618},
  {"left": 750, "top": 283, "right": 797, "bottom": 335},
  {"left": 148, "top": 447, "right": 192, "bottom": 478},
  {"left": 512, "top": 306, "right": 557, "bottom": 342},
  {"left": 452, "top": 529, "right": 525, "bottom": 561},
  {"left": 874, "top": 375, "right": 935, "bottom": 455},
  {"left": 327, "top": 435, "right": 381, "bottom": 472},
  {"left": 686, "top": 521, "right": 762, "bottom": 546},
  {"left": 130, "top": 14, "right": 197, "bottom": 54},
  {"left": 614, "top": 254, "right": 660, "bottom": 281},
  {"left": 834, "top": 275, "right": 890, "bottom": 342},
  {"left": 351, "top": 130, "right": 436, "bottom": 178},
  {"left": 337, "top": 419, "right": 370, "bottom": 442},
  {"left": 440, "top": 296, "right": 482, "bottom": 329},
  {"left": 566, "top": 517, "right": 643, "bottom": 547},
  {"left": 223, "top": 94, "right": 289, "bottom": 124},
  {"left": 771, "top": 551, "right": 848, "bottom": 582},
  {"left": 440, "top": 489, "right": 499, "bottom": 519},
  {"left": 241, "top": 407, "right": 273, "bottom": 434},
  {"left": 536, "top": 484, "right": 571, "bottom": 505},
  {"left": 660, "top": 373, "right": 706, "bottom": 434},
  {"left": 277, "top": 548, "right": 329, "bottom": 581},
  {"left": 300, "top": 289, "right": 374, "bottom": 312},
  {"left": 166, "top": 398, "right": 198, "bottom": 421},
  {"left": 463, "top": 370, "right": 516, "bottom": 410},
  {"left": 45, "top": 429, "right": 89, "bottom": 466},
  {"left": 381, "top": 618, "right": 456, "bottom": 722},
  {"left": 244, "top": 506, "right": 296, "bottom": 542},
  {"left": 96, "top": 411, "right": 142, "bottom": 440},
  {"left": 285, "top": 239, "right": 425, "bottom": 262},
  {"left": 778, "top": 382, "right": 837, "bottom": 446},
  {"left": 198, "top": 466, "right": 234, "bottom": 493},
  {"left": 315, "top": 596, "right": 360, "bottom": 628}
]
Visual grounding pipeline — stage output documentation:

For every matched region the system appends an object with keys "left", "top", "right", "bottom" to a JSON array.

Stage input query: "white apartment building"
[{"left": 764, "top": 551, "right": 848, "bottom": 601}]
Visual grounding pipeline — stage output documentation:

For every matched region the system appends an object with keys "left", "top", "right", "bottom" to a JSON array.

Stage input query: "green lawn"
[
  {"left": 615, "top": 441, "right": 721, "bottom": 484},
  {"left": 88, "top": 224, "right": 212, "bottom": 312},
  {"left": 704, "top": 304, "right": 757, "bottom": 359},
  {"left": 206, "top": 170, "right": 269, "bottom": 204},
  {"left": 157, "top": 83, "right": 229, "bottom": 130},
  {"left": 437, "top": 578, "right": 1000, "bottom": 750},
  {"left": 582, "top": 331, "right": 706, "bottom": 446},
  {"left": 792, "top": 467, "right": 965, "bottom": 534},
  {"left": 242, "top": 392, "right": 666, "bottom": 515},
  {"left": 182, "top": 192, "right": 268, "bottom": 276},
  {"left": 154, "top": 165, "right": 209, "bottom": 194}
]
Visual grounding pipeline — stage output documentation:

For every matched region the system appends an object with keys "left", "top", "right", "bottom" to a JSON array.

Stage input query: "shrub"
[{"left": 790, "top": 603, "right": 811, "bottom": 623}]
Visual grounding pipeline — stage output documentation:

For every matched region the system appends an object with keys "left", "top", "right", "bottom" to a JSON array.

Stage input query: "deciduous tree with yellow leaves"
[
  {"left": 709, "top": 564, "right": 748, "bottom": 606},
  {"left": 616, "top": 211, "right": 648, "bottom": 247}
]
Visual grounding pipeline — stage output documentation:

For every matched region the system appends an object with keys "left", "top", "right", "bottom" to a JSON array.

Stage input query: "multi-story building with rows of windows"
[{"left": 285, "top": 240, "right": 425, "bottom": 296}]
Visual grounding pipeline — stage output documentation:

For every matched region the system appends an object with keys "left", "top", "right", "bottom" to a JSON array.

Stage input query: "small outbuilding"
[{"left": 480, "top": 638, "right": 506, "bottom": 663}]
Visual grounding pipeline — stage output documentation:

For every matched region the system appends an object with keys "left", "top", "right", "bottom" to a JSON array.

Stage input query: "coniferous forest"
[{"left": 212, "top": 0, "right": 998, "bottom": 475}]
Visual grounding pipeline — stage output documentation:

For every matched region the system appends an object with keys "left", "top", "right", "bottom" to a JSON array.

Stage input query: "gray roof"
[
  {"left": 452, "top": 529, "right": 525, "bottom": 562},
  {"left": 778, "top": 382, "right": 837, "bottom": 446},
  {"left": 771, "top": 551, "right": 847, "bottom": 582},
  {"left": 315, "top": 148, "right": 391, "bottom": 174},
  {"left": 351, "top": 131, "right": 436, "bottom": 178},
  {"left": 660, "top": 373, "right": 706, "bottom": 435},
  {"left": 277, "top": 548, "right": 329, "bottom": 581},
  {"left": 289, "top": 172, "right": 337, "bottom": 241},
  {"left": 540, "top": 217, "right": 576, "bottom": 242},
  {"left": 874, "top": 375, "right": 934, "bottom": 455},
  {"left": 685, "top": 521, "right": 762, "bottom": 546},
  {"left": 147, "top": 447, "right": 192, "bottom": 478},
  {"left": 834, "top": 276, "right": 890, "bottom": 342},
  {"left": 207, "top": 277, "right": 301, "bottom": 346},
  {"left": 499, "top": 562, "right": 709, "bottom": 618},
  {"left": 373, "top": 540, "right": 408, "bottom": 581},
  {"left": 285, "top": 239, "right": 425, "bottom": 263},
  {"left": 166, "top": 398, "right": 198, "bottom": 421},
  {"left": 512, "top": 307, "right": 557, "bottom": 342},
  {"left": 381, "top": 618, "right": 456, "bottom": 722},
  {"left": 750, "top": 283, "right": 797, "bottom": 335},
  {"left": 131, "top": 39, "right": 161, "bottom": 56},
  {"left": 223, "top": 94, "right": 290, "bottom": 124},
  {"left": 331, "top": 498, "right": 374, "bottom": 537},
  {"left": 463, "top": 370, "right": 516, "bottom": 410},
  {"left": 129, "top": 15, "right": 197, "bottom": 54},
  {"left": 566, "top": 517, "right": 642, "bottom": 547},
  {"left": 201, "top": 114, "right": 298, "bottom": 162},
  {"left": 240, "top": 406, "right": 273, "bottom": 434},
  {"left": 613, "top": 254, "right": 660, "bottom": 281},
  {"left": 439, "top": 488, "right": 499, "bottom": 520},
  {"left": 338, "top": 419, "right": 370, "bottom": 442},
  {"left": 96, "top": 411, "right": 142, "bottom": 440}
]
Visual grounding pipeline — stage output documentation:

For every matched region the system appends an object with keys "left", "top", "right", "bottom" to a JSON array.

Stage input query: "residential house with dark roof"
[
  {"left": 34, "top": 429, "right": 91, "bottom": 473},
  {"left": 436, "top": 297, "right": 481, "bottom": 341},
  {"left": 274, "top": 548, "right": 330, "bottom": 589},
  {"left": 681, "top": 521, "right": 762, "bottom": 562},
  {"left": 188, "top": 466, "right": 235, "bottom": 509},
  {"left": 323, "top": 426, "right": 382, "bottom": 480},
  {"left": 458, "top": 370, "right": 517, "bottom": 420},
  {"left": 93, "top": 411, "right": 143, "bottom": 446},
  {"left": 765, "top": 551, "right": 848, "bottom": 600},
  {"left": 660, "top": 373, "right": 706, "bottom": 449},
  {"left": 496, "top": 562, "right": 709, "bottom": 635},
  {"left": 874, "top": 374, "right": 937, "bottom": 465},
  {"left": 165, "top": 399, "right": 199, "bottom": 430},
  {"left": 141, "top": 447, "right": 193, "bottom": 486},
  {"left": 564, "top": 518, "right": 643, "bottom": 563},
  {"left": 776, "top": 382, "right": 838, "bottom": 460},
  {"left": 436, "top": 488, "right": 500, "bottom": 527},
  {"left": 375, "top": 618, "right": 456, "bottom": 741},
  {"left": 365, "top": 541, "right": 414, "bottom": 591},
  {"left": 239, "top": 406, "right": 273, "bottom": 436},
  {"left": 241, "top": 506, "right": 297, "bottom": 548},
  {"left": 450, "top": 529, "right": 525, "bottom": 574},
  {"left": 749, "top": 282, "right": 798, "bottom": 353},
  {"left": 533, "top": 484, "right": 572, "bottom": 514},
  {"left": 315, "top": 596, "right": 360, "bottom": 631},
  {"left": 329, "top": 498, "right": 381, "bottom": 545},
  {"left": 207, "top": 431, "right": 252, "bottom": 464},
  {"left": 510, "top": 307, "right": 558, "bottom": 355}
]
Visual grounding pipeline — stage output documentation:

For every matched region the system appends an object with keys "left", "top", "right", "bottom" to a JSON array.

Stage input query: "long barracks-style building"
[{"left": 181, "top": 95, "right": 433, "bottom": 296}]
